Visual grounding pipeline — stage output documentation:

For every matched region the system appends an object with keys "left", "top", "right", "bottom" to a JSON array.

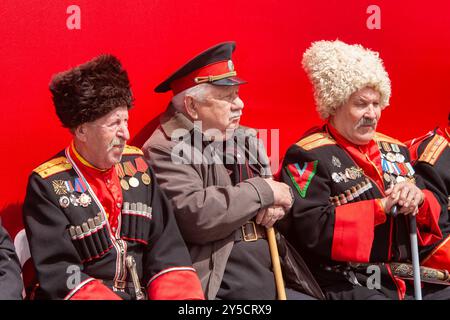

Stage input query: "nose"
[
  {"left": 117, "top": 123, "right": 130, "bottom": 141},
  {"left": 365, "top": 104, "right": 377, "bottom": 119},
  {"left": 232, "top": 96, "right": 244, "bottom": 111}
]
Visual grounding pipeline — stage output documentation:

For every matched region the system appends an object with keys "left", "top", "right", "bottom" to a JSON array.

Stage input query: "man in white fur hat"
[{"left": 278, "top": 40, "right": 450, "bottom": 300}]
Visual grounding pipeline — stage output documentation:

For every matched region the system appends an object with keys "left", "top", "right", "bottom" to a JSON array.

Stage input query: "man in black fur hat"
[{"left": 23, "top": 54, "right": 204, "bottom": 300}]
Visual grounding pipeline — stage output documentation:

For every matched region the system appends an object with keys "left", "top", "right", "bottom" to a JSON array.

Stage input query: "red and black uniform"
[
  {"left": 279, "top": 124, "right": 448, "bottom": 300},
  {"left": 407, "top": 127, "right": 450, "bottom": 272},
  {"left": 23, "top": 143, "right": 204, "bottom": 300}
]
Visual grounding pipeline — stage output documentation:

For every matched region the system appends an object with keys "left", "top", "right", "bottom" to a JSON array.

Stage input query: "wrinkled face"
[
  {"left": 76, "top": 106, "right": 130, "bottom": 169},
  {"left": 330, "top": 87, "right": 382, "bottom": 145},
  {"left": 191, "top": 85, "right": 244, "bottom": 140}
]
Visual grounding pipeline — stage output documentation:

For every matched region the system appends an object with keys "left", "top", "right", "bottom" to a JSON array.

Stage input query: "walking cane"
[
  {"left": 392, "top": 205, "right": 422, "bottom": 300},
  {"left": 267, "top": 227, "right": 287, "bottom": 300},
  {"left": 409, "top": 214, "right": 423, "bottom": 300}
]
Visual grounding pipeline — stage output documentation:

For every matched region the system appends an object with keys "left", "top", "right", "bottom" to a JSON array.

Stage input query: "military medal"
[
  {"left": 120, "top": 179, "right": 130, "bottom": 190},
  {"left": 59, "top": 196, "right": 70, "bottom": 208},
  {"left": 129, "top": 177, "right": 139, "bottom": 188},
  {"left": 70, "top": 194, "right": 79, "bottom": 206},
  {"left": 331, "top": 156, "right": 341, "bottom": 168},
  {"left": 124, "top": 161, "right": 139, "bottom": 188},
  {"left": 332, "top": 172, "right": 342, "bottom": 183},
  {"left": 391, "top": 144, "right": 400, "bottom": 153},
  {"left": 135, "top": 157, "right": 151, "bottom": 185},
  {"left": 115, "top": 163, "right": 129, "bottom": 190},
  {"left": 382, "top": 142, "right": 391, "bottom": 152},
  {"left": 405, "top": 162, "right": 415, "bottom": 176},
  {"left": 74, "top": 177, "right": 88, "bottom": 193},
  {"left": 395, "top": 153, "right": 405, "bottom": 163},
  {"left": 53, "top": 180, "right": 68, "bottom": 195},
  {"left": 396, "top": 176, "right": 406, "bottom": 183},
  {"left": 383, "top": 172, "right": 391, "bottom": 182},
  {"left": 78, "top": 193, "right": 92, "bottom": 207},
  {"left": 386, "top": 152, "right": 396, "bottom": 162},
  {"left": 345, "top": 168, "right": 356, "bottom": 180}
]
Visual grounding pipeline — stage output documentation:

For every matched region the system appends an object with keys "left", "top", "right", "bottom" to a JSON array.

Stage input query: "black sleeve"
[
  {"left": 0, "top": 223, "right": 23, "bottom": 299},
  {"left": 278, "top": 145, "right": 335, "bottom": 262}
]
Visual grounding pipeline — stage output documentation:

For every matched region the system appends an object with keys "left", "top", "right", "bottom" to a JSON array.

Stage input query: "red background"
[{"left": 1, "top": 0, "right": 449, "bottom": 224}]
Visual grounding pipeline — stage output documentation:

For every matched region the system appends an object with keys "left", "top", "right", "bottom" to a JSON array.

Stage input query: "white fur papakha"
[{"left": 302, "top": 40, "right": 391, "bottom": 119}]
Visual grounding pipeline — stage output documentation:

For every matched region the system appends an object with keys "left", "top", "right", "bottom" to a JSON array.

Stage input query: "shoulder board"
[
  {"left": 122, "top": 145, "right": 144, "bottom": 156},
  {"left": 33, "top": 156, "right": 72, "bottom": 179},
  {"left": 418, "top": 134, "right": 448, "bottom": 165},
  {"left": 374, "top": 132, "right": 406, "bottom": 147},
  {"left": 296, "top": 132, "right": 336, "bottom": 151}
]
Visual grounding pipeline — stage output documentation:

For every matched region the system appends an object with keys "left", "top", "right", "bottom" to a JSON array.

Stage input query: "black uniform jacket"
[
  {"left": 408, "top": 127, "right": 450, "bottom": 272},
  {"left": 278, "top": 125, "right": 444, "bottom": 299},
  {"left": 23, "top": 145, "right": 203, "bottom": 300}
]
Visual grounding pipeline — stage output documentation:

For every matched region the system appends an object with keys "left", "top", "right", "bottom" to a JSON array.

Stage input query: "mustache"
[
  {"left": 229, "top": 111, "right": 242, "bottom": 119},
  {"left": 356, "top": 117, "right": 377, "bottom": 128},
  {"left": 107, "top": 137, "right": 126, "bottom": 150}
]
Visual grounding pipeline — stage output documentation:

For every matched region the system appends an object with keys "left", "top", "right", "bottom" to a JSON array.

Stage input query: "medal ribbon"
[
  {"left": 123, "top": 161, "right": 137, "bottom": 177},
  {"left": 134, "top": 157, "right": 148, "bottom": 173},
  {"left": 115, "top": 163, "right": 125, "bottom": 178}
]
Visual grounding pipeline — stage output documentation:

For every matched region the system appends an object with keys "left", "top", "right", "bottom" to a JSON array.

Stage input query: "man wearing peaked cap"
[
  {"left": 23, "top": 54, "right": 204, "bottom": 300},
  {"left": 278, "top": 40, "right": 450, "bottom": 300},
  {"left": 143, "top": 42, "right": 324, "bottom": 300}
]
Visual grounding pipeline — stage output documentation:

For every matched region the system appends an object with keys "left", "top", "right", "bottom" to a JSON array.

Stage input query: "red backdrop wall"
[{"left": 1, "top": 0, "right": 449, "bottom": 225}]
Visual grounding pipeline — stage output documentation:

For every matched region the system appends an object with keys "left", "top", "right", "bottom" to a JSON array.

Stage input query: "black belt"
[{"left": 234, "top": 221, "right": 267, "bottom": 242}]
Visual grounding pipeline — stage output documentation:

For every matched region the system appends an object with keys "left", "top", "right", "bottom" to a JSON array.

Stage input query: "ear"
[
  {"left": 74, "top": 124, "right": 89, "bottom": 143},
  {"left": 184, "top": 95, "right": 198, "bottom": 120}
]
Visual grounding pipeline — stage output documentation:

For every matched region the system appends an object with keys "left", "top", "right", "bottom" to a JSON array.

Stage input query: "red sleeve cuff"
[
  {"left": 66, "top": 278, "right": 122, "bottom": 300},
  {"left": 147, "top": 268, "right": 204, "bottom": 300},
  {"left": 416, "top": 190, "right": 443, "bottom": 246},
  {"left": 331, "top": 200, "right": 384, "bottom": 262}
]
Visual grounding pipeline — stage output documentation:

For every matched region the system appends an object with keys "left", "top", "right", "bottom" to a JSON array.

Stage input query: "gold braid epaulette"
[
  {"left": 418, "top": 134, "right": 448, "bottom": 165},
  {"left": 374, "top": 132, "right": 406, "bottom": 147},
  {"left": 122, "top": 145, "right": 144, "bottom": 156},
  {"left": 33, "top": 156, "right": 72, "bottom": 179},
  {"left": 296, "top": 132, "right": 336, "bottom": 151}
]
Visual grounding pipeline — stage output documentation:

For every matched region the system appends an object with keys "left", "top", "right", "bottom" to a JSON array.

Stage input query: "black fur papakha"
[{"left": 49, "top": 54, "right": 133, "bottom": 129}]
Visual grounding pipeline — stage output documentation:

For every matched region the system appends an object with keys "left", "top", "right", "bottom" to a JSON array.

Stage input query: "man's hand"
[
  {"left": 255, "top": 206, "right": 286, "bottom": 228},
  {"left": 382, "top": 182, "right": 425, "bottom": 216},
  {"left": 264, "top": 178, "right": 294, "bottom": 210}
]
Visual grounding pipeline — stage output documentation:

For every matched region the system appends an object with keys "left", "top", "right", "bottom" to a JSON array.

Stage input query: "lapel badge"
[
  {"left": 332, "top": 156, "right": 341, "bottom": 168},
  {"left": 59, "top": 196, "right": 70, "bottom": 208}
]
